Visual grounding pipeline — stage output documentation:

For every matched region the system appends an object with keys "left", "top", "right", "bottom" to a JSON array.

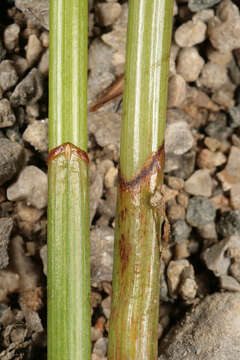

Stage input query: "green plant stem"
[
  {"left": 49, "top": 0, "right": 88, "bottom": 150},
  {"left": 108, "top": 1, "right": 173, "bottom": 359},
  {"left": 48, "top": 1, "right": 90, "bottom": 360}
]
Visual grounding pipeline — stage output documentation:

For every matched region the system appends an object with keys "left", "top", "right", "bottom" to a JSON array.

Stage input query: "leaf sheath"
[{"left": 48, "top": 143, "right": 91, "bottom": 360}]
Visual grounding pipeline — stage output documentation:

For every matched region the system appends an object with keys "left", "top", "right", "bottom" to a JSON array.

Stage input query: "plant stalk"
[
  {"left": 48, "top": 1, "right": 90, "bottom": 359},
  {"left": 108, "top": 1, "right": 174, "bottom": 359}
]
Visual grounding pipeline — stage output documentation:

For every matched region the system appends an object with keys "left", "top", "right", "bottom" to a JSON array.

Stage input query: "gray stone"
[
  {"left": 186, "top": 196, "right": 216, "bottom": 227},
  {"left": 205, "top": 115, "right": 231, "bottom": 141},
  {"left": 175, "top": 20, "right": 207, "bottom": 48},
  {"left": 10, "top": 68, "right": 43, "bottom": 107},
  {"left": 0, "top": 99, "right": 16, "bottom": 128},
  {"left": 217, "top": 211, "right": 240, "bottom": 237},
  {"left": 172, "top": 220, "right": 191, "bottom": 244},
  {"left": 171, "top": 150, "right": 196, "bottom": 180},
  {"left": 88, "top": 112, "right": 121, "bottom": 156},
  {"left": 159, "top": 292, "right": 240, "bottom": 360},
  {"left": 0, "top": 60, "right": 18, "bottom": 92},
  {"left": 165, "top": 121, "right": 194, "bottom": 156},
  {"left": 185, "top": 169, "right": 212, "bottom": 197},
  {"left": 23, "top": 119, "right": 48, "bottom": 152},
  {"left": 229, "top": 105, "right": 240, "bottom": 128},
  {"left": 0, "top": 138, "right": 24, "bottom": 186},
  {"left": 90, "top": 226, "right": 114, "bottom": 282},
  {"left": 7, "top": 166, "right": 48, "bottom": 209},
  {"left": 219, "top": 275, "right": 240, "bottom": 292},
  {"left": 202, "top": 238, "right": 233, "bottom": 276},
  {"left": 15, "top": 0, "right": 49, "bottom": 30},
  {"left": 0, "top": 218, "right": 13, "bottom": 269},
  {"left": 189, "top": 0, "right": 221, "bottom": 12}
]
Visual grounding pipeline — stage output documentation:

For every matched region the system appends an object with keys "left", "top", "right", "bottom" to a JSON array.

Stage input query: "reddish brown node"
[
  {"left": 119, "top": 144, "right": 165, "bottom": 190},
  {"left": 48, "top": 142, "right": 89, "bottom": 164}
]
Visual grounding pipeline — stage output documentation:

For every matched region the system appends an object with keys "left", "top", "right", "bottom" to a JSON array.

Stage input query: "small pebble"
[
  {"left": 168, "top": 204, "right": 185, "bottom": 223},
  {"left": 104, "top": 167, "right": 118, "bottom": 189},
  {"left": 188, "top": 0, "right": 221, "bottom": 12},
  {"left": 186, "top": 196, "right": 216, "bottom": 227},
  {"left": 0, "top": 138, "right": 24, "bottom": 186},
  {"left": 217, "top": 211, "right": 240, "bottom": 237},
  {"left": 3, "top": 23, "right": 20, "bottom": 51},
  {"left": 174, "top": 241, "right": 190, "bottom": 260},
  {"left": 167, "top": 176, "right": 184, "bottom": 190},
  {"left": 184, "top": 169, "right": 213, "bottom": 197},
  {"left": 217, "top": 146, "right": 240, "bottom": 191},
  {"left": 38, "top": 49, "right": 49, "bottom": 77},
  {"left": 26, "top": 34, "right": 43, "bottom": 66},
  {"left": 204, "top": 137, "right": 221, "bottom": 152},
  {"left": 198, "top": 62, "right": 228, "bottom": 90},
  {"left": 96, "top": 3, "right": 122, "bottom": 27},
  {"left": 177, "top": 192, "right": 189, "bottom": 208},
  {"left": 165, "top": 121, "right": 194, "bottom": 155},
  {"left": 172, "top": 220, "right": 191, "bottom": 244},
  {"left": 7, "top": 166, "right": 48, "bottom": 209},
  {"left": 0, "top": 218, "right": 13, "bottom": 269},
  {"left": 23, "top": 119, "right": 48, "bottom": 152},
  {"left": 219, "top": 275, "right": 240, "bottom": 292},
  {"left": 90, "top": 226, "right": 114, "bottom": 282},
  {"left": 229, "top": 105, "right": 240, "bottom": 128},
  {"left": 168, "top": 74, "right": 186, "bottom": 108},
  {"left": 0, "top": 60, "right": 18, "bottom": 92},
  {"left": 230, "top": 261, "right": 240, "bottom": 282},
  {"left": 175, "top": 20, "right": 207, "bottom": 48},
  {"left": 197, "top": 149, "right": 226, "bottom": 169},
  {"left": 177, "top": 47, "right": 204, "bottom": 82},
  {"left": 202, "top": 238, "right": 232, "bottom": 276},
  {"left": 207, "top": 47, "right": 232, "bottom": 66},
  {"left": 10, "top": 68, "right": 44, "bottom": 106},
  {"left": 101, "top": 296, "right": 111, "bottom": 320},
  {"left": 167, "top": 259, "right": 190, "bottom": 298},
  {"left": 179, "top": 278, "right": 197, "bottom": 301},
  {"left": 0, "top": 99, "right": 16, "bottom": 128},
  {"left": 198, "top": 222, "right": 217, "bottom": 240},
  {"left": 208, "top": 0, "right": 240, "bottom": 53},
  {"left": 230, "top": 184, "right": 240, "bottom": 210}
]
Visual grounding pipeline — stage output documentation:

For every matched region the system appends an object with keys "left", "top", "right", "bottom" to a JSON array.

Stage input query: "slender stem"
[
  {"left": 49, "top": 0, "right": 88, "bottom": 151},
  {"left": 48, "top": 1, "right": 90, "bottom": 359},
  {"left": 108, "top": 1, "right": 173, "bottom": 359}
]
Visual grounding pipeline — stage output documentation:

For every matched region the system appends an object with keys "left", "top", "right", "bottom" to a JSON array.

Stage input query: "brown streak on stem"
[
  {"left": 89, "top": 75, "right": 124, "bottom": 112},
  {"left": 48, "top": 142, "right": 89, "bottom": 164},
  {"left": 119, "top": 144, "right": 165, "bottom": 189},
  {"left": 119, "top": 234, "right": 131, "bottom": 276}
]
